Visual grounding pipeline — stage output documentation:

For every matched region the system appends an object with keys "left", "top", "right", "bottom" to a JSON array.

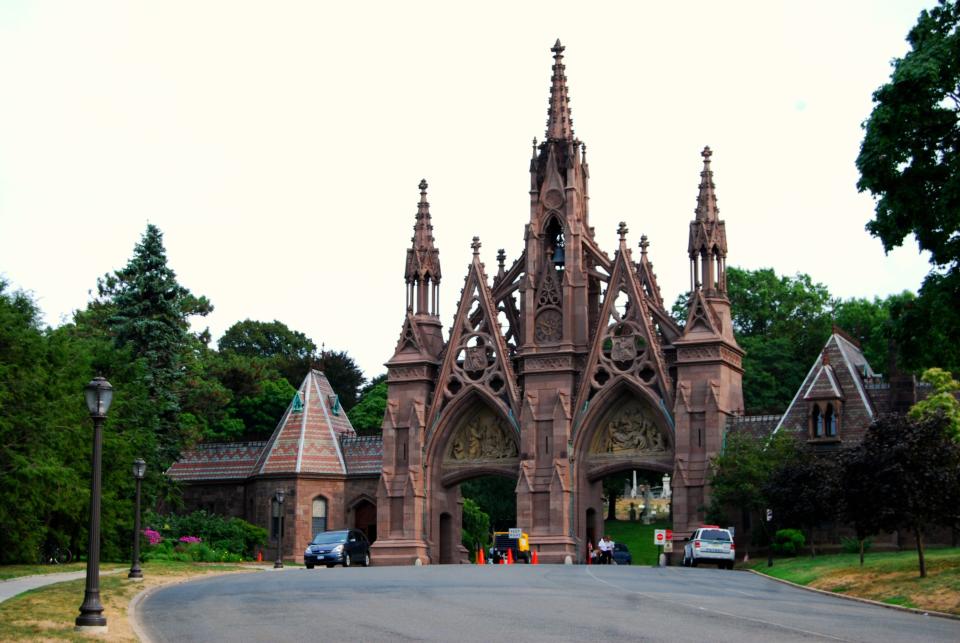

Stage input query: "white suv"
[{"left": 682, "top": 526, "right": 735, "bottom": 569}]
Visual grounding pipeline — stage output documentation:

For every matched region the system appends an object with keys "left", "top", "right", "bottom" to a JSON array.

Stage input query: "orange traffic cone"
[
  {"left": 499, "top": 555, "right": 505, "bottom": 565},
  {"left": 477, "top": 548, "right": 485, "bottom": 565},
  {"left": 507, "top": 548, "right": 514, "bottom": 565},
  {"left": 531, "top": 550, "right": 538, "bottom": 565}
]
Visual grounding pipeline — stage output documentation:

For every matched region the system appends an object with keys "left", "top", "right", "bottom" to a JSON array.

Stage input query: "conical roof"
[{"left": 255, "top": 370, "right": 357, "bottom": 475}]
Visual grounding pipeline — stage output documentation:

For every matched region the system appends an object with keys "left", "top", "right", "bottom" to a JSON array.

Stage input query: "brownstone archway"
[
  {"left": 572, "top": 381, "right": 675, "bottom": 561},
  {"left": 425, "top": 393, "right": 521, "bottom": 564}
]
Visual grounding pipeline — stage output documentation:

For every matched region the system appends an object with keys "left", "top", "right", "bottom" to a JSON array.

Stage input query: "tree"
[
  {"left": 706, "top": 429, "right": 803, "bottom": 555},
  {"left": 856, "top": 1, "right": 960, "bottom": 273},
  {"left": 909, "top": 368, "right": 960, "bottom": 439},
  {"left": 763, "top": 455, "right": 839, "bottom": 556},
  {"left": 860, "top": 413, "right": 960, "bottom": 577},
  {"left": 218, "top": 319, "right": 316, "bottom": 388},
  {"left": 887, "top": 275, "right": 960, "bottom": 376},
  {"left": 675, "top": 267, "right": 835, "bottom": 413},
  {"left": 317, "top": 349, "right": 365, "bottom": 411},
  {"left": 95, "top": 224, "right": 212, "bottom": 460},
  {"left": 838, "top": 444, "right": 885, "bottom": 566},
  {"left": 348, "top": 379, "right": 387, "bottom": 435}
]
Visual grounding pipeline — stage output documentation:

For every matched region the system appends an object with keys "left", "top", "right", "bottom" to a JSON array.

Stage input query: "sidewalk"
[{"left": 0, "top": 568, "right": 123, "bottom": 604}]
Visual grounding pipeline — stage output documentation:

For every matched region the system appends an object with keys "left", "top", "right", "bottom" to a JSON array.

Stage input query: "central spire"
[
  {"left": 545, "top": 39, "right": 574, "bottom": 141},
  {"left": 694, "top": 146, "right": 719, "bottom": 221}
]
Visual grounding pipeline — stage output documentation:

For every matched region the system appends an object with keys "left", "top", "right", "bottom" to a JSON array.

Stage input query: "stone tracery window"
[{"left": 809, "top": 402, "right": 840, "bottom": 440}]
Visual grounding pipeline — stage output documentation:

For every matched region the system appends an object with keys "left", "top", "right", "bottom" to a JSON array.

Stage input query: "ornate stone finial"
[
  {"left": 471, "top": 236, "right": 481, "bottom": 256},
  {"left": 701, "top": 146, "right": 712, "bottom": 162},
  {"left": 552, "top": 38, "right": 565, "bottom": 55},
  {"left": 419, "top": 178, "right": 428, "bottom": 194},
  {"left": 617, "top": 221, "right": 629, "bottom": 241},
  {"left": 639, "top": 234, "right": 649, "bottom": 255},
  {"left": 497, "top": 248, "right": 506, "bottom": 268}
]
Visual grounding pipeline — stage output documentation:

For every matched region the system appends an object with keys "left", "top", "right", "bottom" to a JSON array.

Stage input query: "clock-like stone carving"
[{"left": 535, "top": 309, "right": 562, "bottom": 343}]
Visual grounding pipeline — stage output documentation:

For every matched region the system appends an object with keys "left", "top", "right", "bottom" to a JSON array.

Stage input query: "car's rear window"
[
  {"left": 700, "top": 529, "right": 731, "bottom": 541},
  {"left": 312, "top": 531, "right": 348, "bottom": 545}
]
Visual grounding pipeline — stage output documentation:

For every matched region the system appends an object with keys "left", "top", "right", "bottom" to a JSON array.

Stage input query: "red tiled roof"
[
  {"left": 341, "top": 435, "right": 383, "bottom": 475},
  {"left": 166, "top": 442, "right": 266, "bottom": 481},
  {"left": 254, "top": 370, "right": 357, "bottom": 476}
]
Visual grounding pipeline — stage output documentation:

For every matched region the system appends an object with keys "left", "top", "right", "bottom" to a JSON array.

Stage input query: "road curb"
[
  {"left": 129, "top": 568, "right": 268, "bottom": 643},
  {"left": 746, "top": 568, "right": 960, "bottom": 622}
]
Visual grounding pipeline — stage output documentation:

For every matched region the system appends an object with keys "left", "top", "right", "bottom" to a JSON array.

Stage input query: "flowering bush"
[
  {"left": 144, "top": 529, "right": 163, "bottom": 545},
  {"left": 178, "top": 536, "right": 202, "bottom": 544}
]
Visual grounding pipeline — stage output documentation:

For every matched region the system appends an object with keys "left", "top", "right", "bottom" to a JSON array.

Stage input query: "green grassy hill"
[{"left": 603, "top": 519, "right": 671, "bottom": 566}]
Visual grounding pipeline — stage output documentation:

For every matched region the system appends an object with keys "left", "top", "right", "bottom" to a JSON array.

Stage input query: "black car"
[
  {"left": 304, "top": 529, "right": 370, "bottom": 568},
  {"left": 612, "top": 542, "right": 632, "bottom": 565}
]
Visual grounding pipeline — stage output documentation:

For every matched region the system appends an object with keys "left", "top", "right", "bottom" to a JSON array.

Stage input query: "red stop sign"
[
  {"left": 656, "top": 532, "right": 664, "bottom": 542},
  {"left": 666, "top": 530, "right": 673, "bottom": 541}
]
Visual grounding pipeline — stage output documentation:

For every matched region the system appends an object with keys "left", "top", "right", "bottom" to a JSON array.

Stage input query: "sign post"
[{"left": 653, "top": 529, "right": 672, "bottom": 566}]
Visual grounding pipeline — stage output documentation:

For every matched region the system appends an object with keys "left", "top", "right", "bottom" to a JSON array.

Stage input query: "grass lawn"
[
  {"left": 0, "top": 560, "right": 262, "bottom": 641},
  {"left": 746, "top": 547, "right": 960, "bottom": 615},
  {"left": 603, "top": 519, "right": 671, "bottom": 566}
]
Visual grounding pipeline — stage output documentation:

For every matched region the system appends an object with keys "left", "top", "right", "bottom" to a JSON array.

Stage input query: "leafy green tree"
[
  {"left": 887, "top": 274, "right": 960, "bottom": 376},
  {"left": 830, "top": 296, "right": 896, "bottom": 370},
  {"left": 218, "top": 319, "right": 316, "bottom": 388},
  {"left": 706, "top": 429, "right": 803, "bottom": 556},
  {"left": 856, "top": 0, "right": 960, "bottom": 273},
  {"left": 857, "top": 412, "right": 960, "bottom": 577},
  {"left": 348, "top": 379, "right": 387, "bottom": 435},
  {"left": 909, "top": 367, "right": 960, "bottom": 439},
  {"left": 95, "top": 224, "right": 212, "bottom": 460},
  {"left": 675, "top": 267, "right": 834, "bottom": 413},
  {"left": 461, "top": 476, "right": 516, "bottom": 532},
  {"left": 461, "top": 498, "right": 491, "bottom": 561}
]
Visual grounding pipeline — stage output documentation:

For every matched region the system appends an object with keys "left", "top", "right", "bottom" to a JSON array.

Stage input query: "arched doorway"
[
  {"left": 439, "top": 513, "right": 454, "bottom": 563},
  {"left": 427, "top": 398, "right": 521, "bottom": 564},
  {"left": 572, "top": 387, "right": 675, "bottom": 563},
  {"left": 353, "top": 498, "right": 377, "bottom": 543}
]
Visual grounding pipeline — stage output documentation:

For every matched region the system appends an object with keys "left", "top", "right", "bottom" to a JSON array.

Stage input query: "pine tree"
[{"left": 96, "top": 224, "right": 212, "bottom": 460}]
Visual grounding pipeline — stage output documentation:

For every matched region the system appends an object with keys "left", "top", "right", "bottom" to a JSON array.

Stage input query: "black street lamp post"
[
  {"left": 273, "top": 488, "right": 285, "bottom": 569},
  {"left": 766, "top": 508, "right": 774, "bottom": 568},
  {"left": 129, "top": 458, "right": 146, "bottom": 580},
  {"left": 76, "top": 376, "right": 113, "bottom": 631}
]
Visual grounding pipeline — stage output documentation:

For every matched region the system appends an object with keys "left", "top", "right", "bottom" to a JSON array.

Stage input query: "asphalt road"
[{"left": 137, "top": 564, "right": 960, "bottom": 642}]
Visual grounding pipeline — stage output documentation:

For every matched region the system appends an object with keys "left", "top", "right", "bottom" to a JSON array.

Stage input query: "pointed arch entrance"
[
  {"left": 573, "top": 383, "right": 675, "bottom": 562},
  {"left": 425, "top": 395, "right": 520, "bottom": 564}
]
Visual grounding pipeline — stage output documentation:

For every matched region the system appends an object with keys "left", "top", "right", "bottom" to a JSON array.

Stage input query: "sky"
[{"left": 0, "top": 1, "right": 939, "bottom": 379}]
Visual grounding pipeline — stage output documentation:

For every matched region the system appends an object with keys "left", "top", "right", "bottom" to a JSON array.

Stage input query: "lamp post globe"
[
  {"left": 76, "top": 377, "right": 113, "bottom": 631},
  {"left": 129, "top": 458, "right": 146, "bottom": 580},
  {"left": 274, "top": 488, "right": 285, "bottom": 569}
]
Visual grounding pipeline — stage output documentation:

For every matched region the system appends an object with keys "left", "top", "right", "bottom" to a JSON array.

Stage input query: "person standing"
[{"left": 598, "top": 535, "right": 614, "bottom": 565}]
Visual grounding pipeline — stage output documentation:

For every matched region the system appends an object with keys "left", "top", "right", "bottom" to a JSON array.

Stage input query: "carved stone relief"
[
  {"left": 446, "top": 406, "right": 518, "bottom": 462},
  {"left": 590, "top": 400, "right": 667, "bottom": 455}
]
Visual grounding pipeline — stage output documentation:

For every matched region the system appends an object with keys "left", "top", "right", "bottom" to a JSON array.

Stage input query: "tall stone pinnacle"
[
  {"left": 545, "top": 39, "right": 574, "bottom": 141},
  {"left": 694, "top": 146, "right": 719, "bottom": 222}
]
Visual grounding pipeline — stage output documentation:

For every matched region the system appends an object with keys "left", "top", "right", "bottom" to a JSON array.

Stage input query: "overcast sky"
[{"left": 0, "top": 1, "right": 937, "bottom": 378}]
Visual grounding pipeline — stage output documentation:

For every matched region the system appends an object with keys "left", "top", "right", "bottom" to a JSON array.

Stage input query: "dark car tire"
[
  {"left": 362, "top": 552, "right": 370, "bottom": 567},
  {"left": 306, "top": 563, "right": 314, "bottom": 569},
  {"left": 343, "top": 553, "right": 352, "bottom": 567}
]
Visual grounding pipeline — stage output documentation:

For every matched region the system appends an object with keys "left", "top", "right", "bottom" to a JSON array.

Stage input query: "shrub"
[
  {"left": 841, "top": 536, "right": 873, "bottom": 554},
  {"left": 772, "top": 528, "right": 806, "bottom": 556},
  {"left": 144, "top": 510, "right": 267, "bottom": 558}
]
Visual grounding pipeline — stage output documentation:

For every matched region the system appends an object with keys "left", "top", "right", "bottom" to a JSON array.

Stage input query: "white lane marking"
[{"left": 584, "top": 566, "right": 849, "bottom": 642}]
